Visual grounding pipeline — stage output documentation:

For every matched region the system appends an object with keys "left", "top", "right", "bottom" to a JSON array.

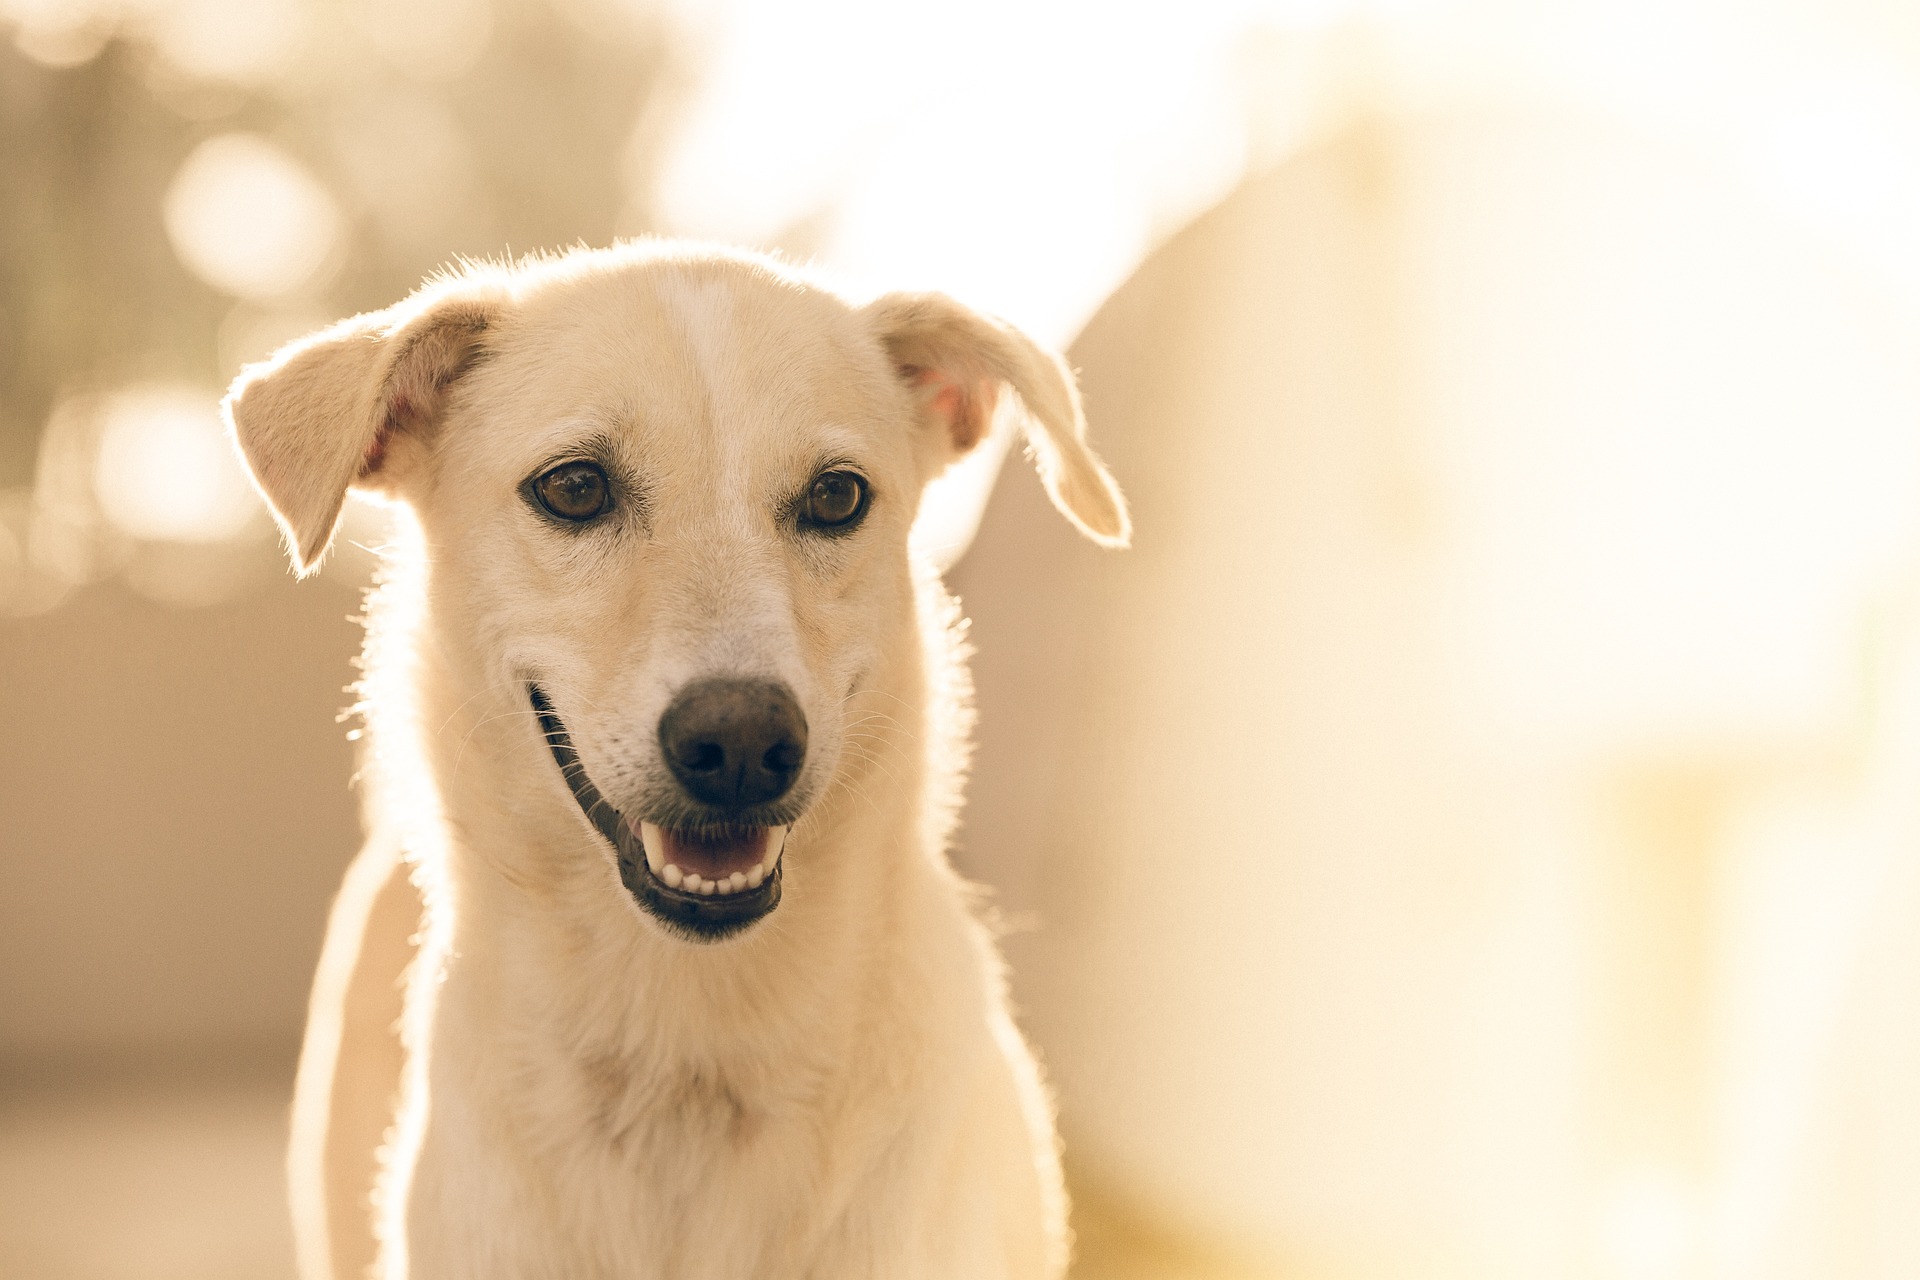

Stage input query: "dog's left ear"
[
  {"left": 865, "top": 292, "right": 1130, "bottom": 548},
  {"left": 224, "top": 280, "right": 506, "bottom": 576}
]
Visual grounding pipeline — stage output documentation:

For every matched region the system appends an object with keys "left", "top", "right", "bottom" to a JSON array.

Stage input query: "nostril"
[
  {"left": 682, "top": 742, "right": 725, "bottom": 773},
  {"left": 763, "top": 741, "right": 802, "bottom": 774}
]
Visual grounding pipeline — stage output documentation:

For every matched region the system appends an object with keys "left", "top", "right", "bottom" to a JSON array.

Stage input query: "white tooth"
[
  {"left": 761, "top": 826, "right": 788, "bottom": 876},
  {"left": 639, "top": 823, "right": 666, "bottom": 873},
  {"left": 715, "top": 877, "right": 734, "bottom": 895},
  {"left": 727, "top": 871, "right": 746, "bottom": 893},
  {"left": 698, "top": 877, "right": 716, "bottom": 896},
  {"left": 661, "top": 864, "right": 684, "bottom": 889},
  {"left": 746, "top": 865, "right": 764, "bottom": 890}
]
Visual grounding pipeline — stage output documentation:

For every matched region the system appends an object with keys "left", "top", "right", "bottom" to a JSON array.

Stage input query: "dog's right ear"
[{"left": 223, "top": 282, "right": 506, "bottom": 576}]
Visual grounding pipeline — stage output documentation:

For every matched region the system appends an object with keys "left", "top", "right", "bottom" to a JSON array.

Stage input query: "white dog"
[{"left": 224, "top": 241, "right": 1129, "bottom": 1279}]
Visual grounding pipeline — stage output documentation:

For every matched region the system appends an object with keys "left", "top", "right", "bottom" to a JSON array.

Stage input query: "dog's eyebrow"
[
  {"left": 807, "top": 421, "right": 868, "bottom": 458},
  {"left": 808, "top": 452, "right": 865, "bottom": 475},
  {"left": 529, "top": 427, "right": 625, "bottom": 472}
]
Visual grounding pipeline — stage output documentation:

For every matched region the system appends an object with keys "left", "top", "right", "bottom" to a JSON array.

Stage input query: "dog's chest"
[
  {"left": 575, "top": 1054, "right": 774, "bottom": 1165},
  {"left": 537, "top": 1056, "right": 829, "bottom": 1270}
]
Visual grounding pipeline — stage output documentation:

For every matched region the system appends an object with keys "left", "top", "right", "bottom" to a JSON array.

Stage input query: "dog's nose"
[{"left": 658, "top": 679, "right": 808, "bottom": 811}]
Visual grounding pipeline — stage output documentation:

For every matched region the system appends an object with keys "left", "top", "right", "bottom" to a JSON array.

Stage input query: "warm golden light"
[
  {"left": 1602, "top": 1170, "right": 1698, "bottom": 1280},
  {"left": 6, "top": 0, "right": 1920, "bottom": 1276},
  {"left": 145, "top": 0, "right": 307, "bottom": 85},
  {"left": 343, "top": 0, "right": 493, "bottom": 82},
  {"left": 651, "top": 0, "right": 1250, "bottom": 343}
]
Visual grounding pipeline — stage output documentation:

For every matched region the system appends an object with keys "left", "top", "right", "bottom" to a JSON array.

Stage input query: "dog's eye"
[
  {"left": 801, "top": 470, "right": 868, "bottom": 530},
  {"left": 531, "top": 461, "right": 611, "bottom": 523}
]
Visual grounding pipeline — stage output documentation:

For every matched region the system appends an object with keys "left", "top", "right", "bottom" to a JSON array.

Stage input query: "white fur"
[{"left": 225, "top": 242, "right": 1128, "bottom": 1280}]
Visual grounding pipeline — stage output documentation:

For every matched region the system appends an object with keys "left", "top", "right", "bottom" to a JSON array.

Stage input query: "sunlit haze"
[{"left": 3, "top": 1, "right": 1920, "bottom": 1277}]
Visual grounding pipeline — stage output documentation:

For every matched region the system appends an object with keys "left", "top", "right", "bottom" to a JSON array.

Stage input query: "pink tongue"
[{"left": 649, "top": 826, "right": 773, "bottom": 880}]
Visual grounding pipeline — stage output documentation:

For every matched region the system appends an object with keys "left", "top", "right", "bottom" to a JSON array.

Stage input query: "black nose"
[{"left": 658, "top": 679, "right": 808, "bottom": 812}]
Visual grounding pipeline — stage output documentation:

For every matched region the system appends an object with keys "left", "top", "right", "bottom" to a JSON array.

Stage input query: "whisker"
[
  {"left": 835, "top": 743, "right": 907, "bottom": 793},
  {"left": 449, "top": 704, "right": 540, "bottom": 784},
  {"left": 435, "top": 677, "right": 534, "bottom": 737}
]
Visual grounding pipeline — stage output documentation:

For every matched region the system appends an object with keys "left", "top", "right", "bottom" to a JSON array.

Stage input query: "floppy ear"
[
  {"left": 864, "top": 292, "right": 1130, "bottom": 548},
  {"left": 223, "top": 282, "right": 505, "bottom": 576}
]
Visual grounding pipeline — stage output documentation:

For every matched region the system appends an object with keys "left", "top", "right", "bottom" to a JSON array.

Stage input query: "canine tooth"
[
  {"left": 727, "top": 871, "right": 746, "bottom": 893},
  {"left": 639, "top": 823, "right": 666, "bottom": 873},
  {"left": 660, "top": 864, "right": 684, "bottom": 889},
  {"left": 761, "top": 825, "right": 788, "bottom": 876},
  {"left": 746, "top": 865, "right": 764, "bottom": 890}
]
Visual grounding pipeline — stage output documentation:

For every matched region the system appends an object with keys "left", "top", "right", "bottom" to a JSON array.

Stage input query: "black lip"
[{"left": 527, "top": 682, "right": 783, "bottom": 940}]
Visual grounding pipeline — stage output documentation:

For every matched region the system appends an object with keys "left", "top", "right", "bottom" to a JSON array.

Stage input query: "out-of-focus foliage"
[
  {"left": 1, "top": 38, "right": 212, "bottom": 490},
  {"left": 0, "top": 0, "right": 668, "bottom": 601}
]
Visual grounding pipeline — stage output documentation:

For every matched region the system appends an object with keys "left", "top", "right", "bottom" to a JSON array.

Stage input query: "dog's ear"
[
  {"left": 223, "top": 282, "right": 505, "bottom": 576},
  {"left": 864, "top": 292, "right": 1130, "bottom": 548}
]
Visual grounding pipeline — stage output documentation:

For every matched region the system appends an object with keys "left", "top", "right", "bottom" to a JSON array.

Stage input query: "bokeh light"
[
  {"left": 145, "top": 0, "right": 306, "bottom": 85},
  {"left": 162, "top": 133, "right": 341, "bottom": 300},
  {"left": 92, "top": 385, "right": 258, "bottom": 544}
]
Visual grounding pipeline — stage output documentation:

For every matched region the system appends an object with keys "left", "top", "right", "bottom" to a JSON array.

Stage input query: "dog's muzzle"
[{"left": 527, "top": 682, "right": 790, "bottom": 940}]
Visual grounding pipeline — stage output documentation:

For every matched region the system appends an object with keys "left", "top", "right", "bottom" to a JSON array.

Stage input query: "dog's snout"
[{"left": 659, "top": 679, "right": 808, "bottom": 811}]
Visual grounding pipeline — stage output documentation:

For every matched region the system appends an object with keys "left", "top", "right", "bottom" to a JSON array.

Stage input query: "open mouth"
[{"left": 526, "top": 682, "right": 785, "bottom": 939}]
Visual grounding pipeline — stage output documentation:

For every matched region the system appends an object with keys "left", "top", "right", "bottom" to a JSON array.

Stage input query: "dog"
[{"left": 224, "top": 241, "right": 1129, "bottom": 1279}]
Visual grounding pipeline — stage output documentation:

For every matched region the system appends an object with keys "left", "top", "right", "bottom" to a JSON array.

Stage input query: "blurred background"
[{"left": 4, "top": 0, "right": 1920, "bottom": 1277}]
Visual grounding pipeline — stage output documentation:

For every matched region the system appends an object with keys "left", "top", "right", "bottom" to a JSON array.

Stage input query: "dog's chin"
[{"left": 526, "top": 683, "right": 786, "bottom": 941}]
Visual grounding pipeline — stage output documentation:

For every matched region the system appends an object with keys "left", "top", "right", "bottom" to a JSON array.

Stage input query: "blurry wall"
[
  {"left": 955, "top": 106, "right": 1920, "bottom": 1279},
  {"left": 0, "top": 574, "right": 361, "bottom": 1062}
]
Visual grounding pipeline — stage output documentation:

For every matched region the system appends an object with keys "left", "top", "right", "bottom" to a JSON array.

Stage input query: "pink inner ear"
[
  {"left": 360, "top": 422, "right": 392, "bottom": 476},
  {"left": 360, "top": 395, "right": 405, "bottom": 477},
  {"left": 360, "top": 310, "right": 489, "bottom": 479},
  {"left": 909, "top": 366, "right": 989, "bottom": 452}
]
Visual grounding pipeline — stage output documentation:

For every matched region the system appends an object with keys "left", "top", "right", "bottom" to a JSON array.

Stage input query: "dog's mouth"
[{"left": 526, "top": 683, "right": 784, "bottom": 940}]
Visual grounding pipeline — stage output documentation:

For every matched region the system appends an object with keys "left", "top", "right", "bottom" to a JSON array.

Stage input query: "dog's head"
[{"left": 225, "top": 244, "right": 1126, "bottom": 941}]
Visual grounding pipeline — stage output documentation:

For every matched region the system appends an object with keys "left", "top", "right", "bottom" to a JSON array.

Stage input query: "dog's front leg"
[{"left": 288, "top": 830, "right": 421, "bottom": 1280}]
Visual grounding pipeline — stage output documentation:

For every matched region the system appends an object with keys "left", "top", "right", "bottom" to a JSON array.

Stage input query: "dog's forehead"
[{"left": 483, "top": 258, "right": 896, "bottom": 462}]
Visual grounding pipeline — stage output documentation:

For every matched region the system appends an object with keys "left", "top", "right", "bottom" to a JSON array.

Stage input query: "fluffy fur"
[{"left": 224, "top": 241, "right": 1128, "bottom": 1279}]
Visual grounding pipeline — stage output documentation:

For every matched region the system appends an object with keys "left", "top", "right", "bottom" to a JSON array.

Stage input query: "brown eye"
[
  {"left": 531, "top": 461, "right": 611, "bottom": 522},
  {"left": 802, "top": 470, "right": 868, "bottom": 530}
]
